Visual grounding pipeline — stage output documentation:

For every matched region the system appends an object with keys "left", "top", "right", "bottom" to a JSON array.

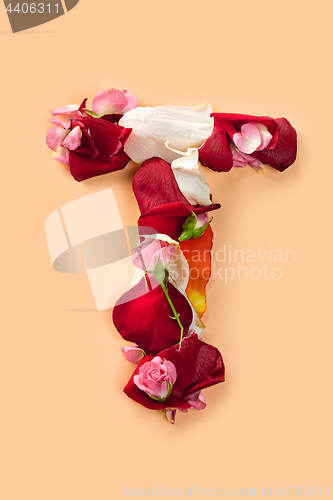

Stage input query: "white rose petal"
[
  {"left": 119, "top": 102, "right": 214, "bottom": 164},
  {"left": 168, "top": 145, "right": 212, "bottom": 206}
]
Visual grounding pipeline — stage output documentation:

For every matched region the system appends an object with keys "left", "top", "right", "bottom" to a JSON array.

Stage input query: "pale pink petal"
[
  {"left": 51, "top": 104, "right": 79, "bottom": 115},
  {"left": 164, "top": 409, "right": 176, "bottom": 424},
  {"left": 52, "top": 147, "right": 69, "bottom": 166},
  {"left": 46, "top": 126, "right": 70, "bottom": 151},
  {"left": 130, "top": 240, "right": 164, "bottom": 271},
  {"left": 248, "top": 157, "right": 265, "bottom": 174},
  {"left": 50, "top": 113, "right": 77, "bottom": 129},
  {"left": 233, "top": 123, "right": 262, "bottom": 154},
  {"left": 231, "top": 144, "right": 265, "bottom": 174},
  {"left": 122, "top": 91, "right": 138, "bottom": 113},
  {"left": 231, "top": 143, "right": 249, "bottom": 168},
  {"left": 121, "top": 345, "right": 145, "bottom": 363},
  {"left": 92, "top": 89, "right": 128, "bottom": 116},
  {"left": 92, "top": 89, "right": 138, "bottom": 116},
  {"left": 195, "top": 213, "right": 208, "bottom": 228},
  {"left": 61, "top": 126, "right": 82, "bottom": 151},
  {"left": 248, "top": 121, "right": 272, "bottom": 150},
  {"left": 164, "top": 360, "right": 177, "bottom": 385},
  {"left": 185, "top": 390, "right": 206, "bottom": 410}
]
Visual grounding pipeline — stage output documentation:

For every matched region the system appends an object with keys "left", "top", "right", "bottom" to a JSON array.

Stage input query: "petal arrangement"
[{"left": 46, "top": 88, "right": 297, "bottom": 424}]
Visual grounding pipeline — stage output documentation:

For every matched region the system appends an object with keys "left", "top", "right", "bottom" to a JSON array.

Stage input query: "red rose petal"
[
  {"left": 252, "top": 117, "right": 297, "bottom": 171},
  {"left": 112, "top": 275, "right": 193, "bottom": 354},
  {"left": 68, "top": 150, "right": 130, "bottom": 182},
  {"left": 159, "top": 333, "right": 225, "bottom": 399},
  {"left": 133, "top": 157, "right": 193, "bottom": 215}
]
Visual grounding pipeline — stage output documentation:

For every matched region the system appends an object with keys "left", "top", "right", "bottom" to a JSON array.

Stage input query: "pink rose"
[
  {"left": 133, "top": 356, "right": 177, "bottom": 401},
  {"left": 130, "top": 239, "right": 176, "bottom": 273}
]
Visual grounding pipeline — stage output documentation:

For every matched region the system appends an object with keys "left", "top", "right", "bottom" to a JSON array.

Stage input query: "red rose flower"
[
  {"left": 199, "top": 113, "right": 297, "bottom": 173},
  {"left": 123, "top": 333, "right": 225, "bottom": 411}
]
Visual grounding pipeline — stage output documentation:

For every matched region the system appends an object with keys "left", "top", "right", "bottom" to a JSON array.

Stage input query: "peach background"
[{"left": 1, "top": 1, "right": 332, "bottom": 499}]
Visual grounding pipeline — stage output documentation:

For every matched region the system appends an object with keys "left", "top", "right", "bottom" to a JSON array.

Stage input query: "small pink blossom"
[
  {"left": 131, "top": 239, "right": 177, "bottom": 273},
  {"left": 121, "top": 344, "right": 145, "bottom": 363},
  {"left": 92, "top": 89, "right": 137, "bottom": 116},
  {"left": 133, "top": 356, "right": 177, "bottom": 401},
  {"left": 195, "top": 213, "right": 208, "bottom": 229}
]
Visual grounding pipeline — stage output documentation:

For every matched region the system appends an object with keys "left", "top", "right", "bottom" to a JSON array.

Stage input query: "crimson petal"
[
  {"left": 199, "top": 117, "right": 233, "bottom": 172},
  {"left": 251, "top": 117, "right": 297, "bottom": 171},
  {"left": 159, "top": 333, "right": 225, "bottom": 399},
  {"left": 132, "top": 157, "right": 193, "bottom": 215},
  {"left": 68, "top": 150, "right": 131, "bottom": 182},
  {"left": 112, "top": 275, "right": 193, "bottom": 354},
  {"left": 79, "top": 116, "right": 131, "bottom": 159},
  {"left": 133, "top": 158, "right": 220, "bottom": 239}
]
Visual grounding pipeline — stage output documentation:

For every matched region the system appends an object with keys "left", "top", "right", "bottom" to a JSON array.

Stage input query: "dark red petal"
[
  {"left": 138, "top": 202, "right": 220, "bottom": 241},
  {"left": 100, "top": 113, "right": 123, "bottom": 124},
  {"left": 112, "top": 275, "right": 193, "bottom": 354},
  {"left": 78, "top": 115, "right": 131, "bottom": 159},
  {"left": 132, "top": 158, "right": 193, "bottom": 215},
  {"left": 252, "top": 117, "right": 297, "bottom": 171},
  {"left": 199, "top": 118, "right": 233, "bottom": 172},
  {"left": 193, "top": 203, "right": 221, "bottom": 215},
  {"left": 71, "top": 120, "right": 98, "bottom": 158},
  {"left": 78, "top": 98, "right": 88, "bottom": 115},
  {"left": 68, "top": 150, "right": 130, "bottom": 182},
  {"left": 123, "top": 355, "right": 191, "bottom": 410},
  {"left": 159, "top": 333, "right": 225, "bottom": 398}
]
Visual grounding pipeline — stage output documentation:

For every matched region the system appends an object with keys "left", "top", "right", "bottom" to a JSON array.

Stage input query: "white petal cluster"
[{"left": 119, "top": 102, "right": 214, "bottom": 164}]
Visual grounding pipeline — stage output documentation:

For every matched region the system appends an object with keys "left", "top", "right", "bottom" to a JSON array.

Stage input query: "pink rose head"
[
  {"left": 133, "top": 356, "right": 177, "bottom": 401},
  {"left": 91, "top": 89, "right": 138, "bottom": 116},
  {"left": 130, "top": 239, "right": 177, "bottom": 273},
  {"left": 233, "top": 122, "right": 272, "bottom": 155}
]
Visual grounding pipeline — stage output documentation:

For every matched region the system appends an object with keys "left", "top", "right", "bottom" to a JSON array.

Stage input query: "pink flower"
[
  {"left": 91, "top": 89, "right": 137, "bottom": 116},
  {"left": 133, "top": 356, "right": 177, "bottom": 401},
  {"left": 46, "top": 100, "right": 132, "bottom": 181},
  {"left": 130, "top": 239, "right": 177, "bottom": 273}
]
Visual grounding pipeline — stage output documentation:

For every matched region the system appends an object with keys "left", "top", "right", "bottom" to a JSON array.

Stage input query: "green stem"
[{"left": 160, "top": 280, "right": 184, "bottom": 349}]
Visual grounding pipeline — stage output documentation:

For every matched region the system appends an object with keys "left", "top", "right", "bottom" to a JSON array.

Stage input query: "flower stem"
[{"left": 160, "top": 280, "right": 184, "bottom": 349}]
